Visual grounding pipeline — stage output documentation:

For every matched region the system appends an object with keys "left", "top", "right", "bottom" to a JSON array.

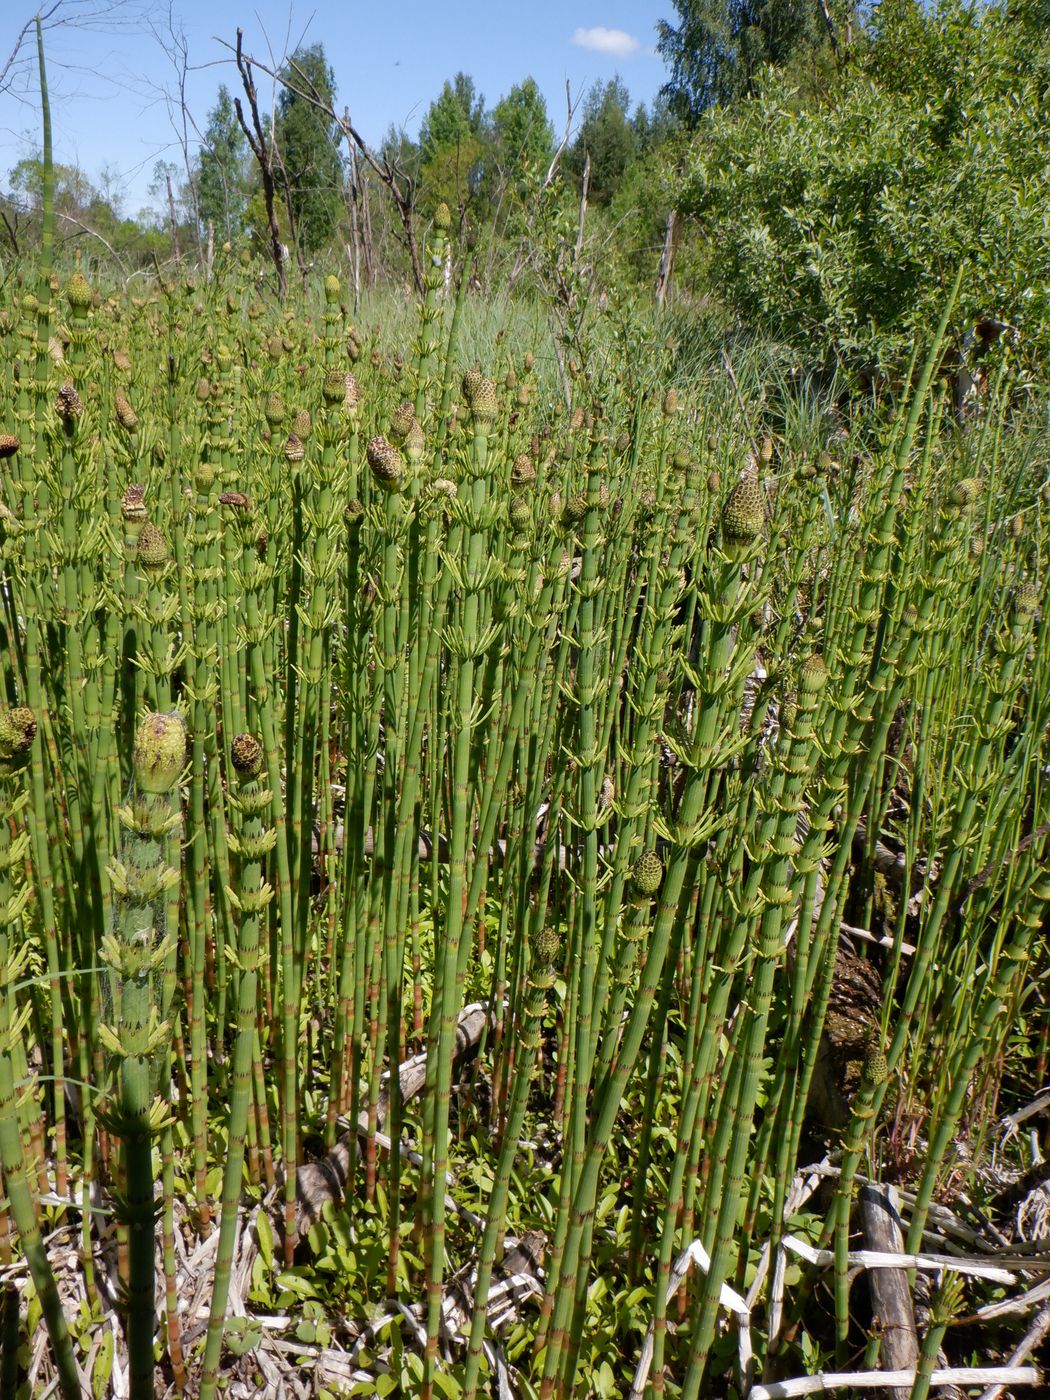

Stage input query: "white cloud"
[{"left": 571, "top": 26, "right": 640, "bottom": 58}]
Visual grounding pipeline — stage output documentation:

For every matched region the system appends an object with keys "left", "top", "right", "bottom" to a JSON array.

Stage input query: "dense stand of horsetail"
[{"left": 0, "top": 23, "right": 1049, "bottom": 1400}]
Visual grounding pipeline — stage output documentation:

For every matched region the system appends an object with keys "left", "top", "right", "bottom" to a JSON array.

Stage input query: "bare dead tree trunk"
[
  {"left": 165, "top": 171, "right": 182, "bottom": 270},
  {"left": 575, "top": 151, "right": 590, "bottom": 263},
  {"left": 146, "top": 8, "right": 207, "bottom": 264},
  {"left": 206, "top": 219, "right": 214, "bottom": 280},
  {"left": 342, "top": 118, "right": 362, "bottom": 312},
  {"left": 544, "top": 79, "right": 580, "bottom": 189},
  {"left": 270, "top": 138, "right": 309, "bottom": 284},
  {"left": 360, "top": 168, "right": 375, "bottom": 288},
  {"left": 0, "top": 206, "right": 19, "bottom": 255},
  {"left": 816, "top": 0, "right": 841, "bottom": 60},
  {"left": 225, "top": 38, "right": 424, "bottom": 296},
  {"left": 232, "top": 28, "right": 286, "bottom": 298},
  {"left": 655, "top": 208, "right": 679, "bottom": 310}
]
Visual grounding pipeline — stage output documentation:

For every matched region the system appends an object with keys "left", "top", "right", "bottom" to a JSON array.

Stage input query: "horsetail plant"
[
  {"left": 98, "top": 711, "right": 186, "bottom": 1399},
  {"left": 199, "top": 733, "right": 273, "bottom": 1398},
  {"left": 0, "top": 708, "right": 81, "bottom": 1400}
]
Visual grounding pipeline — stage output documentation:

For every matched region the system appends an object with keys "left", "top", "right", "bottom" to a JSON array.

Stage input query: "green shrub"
[{"left": 675, "top": 0, "right": 1050, "bottom": 379}]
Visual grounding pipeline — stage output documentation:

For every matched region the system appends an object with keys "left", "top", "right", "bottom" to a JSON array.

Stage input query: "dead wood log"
[
  {"left": 859, "top": 1185, "right": 917, "bottom": 1400},
  {"left": 294, "top": 1002, "right": 492, "bottom": 1232}
]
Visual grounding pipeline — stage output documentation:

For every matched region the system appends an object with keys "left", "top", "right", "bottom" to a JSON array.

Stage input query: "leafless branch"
[
  {"left": 0, "top": 203, "right": 20, "bottom": 254},
  {"left": 231, "top": 27, "right": 286, "bottom": 298},
  {"left": 55, "top": 209, "right": 130, "bottom": 273},
  {"left": 544, "top": 79, "right": 581, "bottom": 189},
  {"left": 217, "top": 34, "right": 425, "bottom": 295},
  {"left": 144, "top": 2, "right": 205, "bottom": 258},
  {"left": 2, "top": 0, "right": 156, "bottom": 96}
]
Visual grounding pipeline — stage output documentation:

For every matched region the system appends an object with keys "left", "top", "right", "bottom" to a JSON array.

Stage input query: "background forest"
[{"left": 3, "top": 0, "right": 1047, "bottom": 384}]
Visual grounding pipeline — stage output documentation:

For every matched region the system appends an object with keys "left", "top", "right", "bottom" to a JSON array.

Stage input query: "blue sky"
[{"left": 0, "top": 1, "right": 671, "bottom": 217}]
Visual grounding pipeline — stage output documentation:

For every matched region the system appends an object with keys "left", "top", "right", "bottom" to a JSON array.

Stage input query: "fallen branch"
[
  {"left": 975, "top": 1277, "right": 1050, "bottom": 1322},
  {"left": 783, "top": 1235, "right": 1019, "bottom": 1284},
  {"left": 295, "top": 1002, "right": 493, "bottom": 1230},
  {"left": 976, "top": 1302, "right": 1050, "bottom": 1400},
  {"left": 629, "top": 1239, "right": 752, "bottom": 1400},
  {"left": 749, "top": 1366, "right": 1040, "bottom": 1398}
]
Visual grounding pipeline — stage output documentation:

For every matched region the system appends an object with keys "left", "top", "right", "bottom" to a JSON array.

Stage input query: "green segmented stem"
[
  {"left": 101, "top": 712, "right": 185, "bottom": 1400},
  {"left": 0, "top": 712, "right": 80, "bottom": 1400},
  {"left": 200, "top": 735, "right": 273, "bottom": 1397}
]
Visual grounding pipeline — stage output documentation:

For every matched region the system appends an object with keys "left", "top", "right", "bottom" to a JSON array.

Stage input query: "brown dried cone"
[
  {"left": 121, "top": 484, "right": 148, "bottom": 523},
  {"left": 56, "top": 382, "right": 83, "bottom": 421},
  {"left": 662, "top": 388, "right": 679, "bottom": 416},
  {"left": 389, "top": 401, "right": 416, "bottom": 442},
  {"left": 511, "top": 454, "right": 536, "bottom": 490},
  {"left": 343, "top": 372, "right": 361, "bottom": 415},
  {"left": 0, "top": 434, "right": 19, "bottom": 459},
  {"left": 230, "top": 731, "right": 264, "bottom": 777},
  {"left": 366, "top": 434, "right": 405, "bottom": 491},
  {"left": 283, "top": 433, "right": 305, "bottom": 464},
  {"left": 0, "top": 706, "right": 36, "bottom": 777},
  {"left": 115, "top": 391, "right": 139, "bottom": 431}
]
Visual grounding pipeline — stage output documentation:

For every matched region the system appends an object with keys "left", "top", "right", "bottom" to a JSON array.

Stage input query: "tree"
[
  {"left": 492, "top": 78, "right": 554, "bottom": 183},
  {"left": 565, "top": 78, "right": 638, "bottom": 206},
  {"left": 197, "top": 85, "right": 249, "bottom": 241},
  {"left": 657, "top": 0, "right": 823, "bottom": 120},
  {"left": 229, "top": 29, "right": 427, "bottom": 295},
  {"left": 419, "top": 73, "right": 489, "bottom": 209},
  {"left": 675, "top": 0, "right": 1050, "bottom": 375},
  {"left": 419, "top": 73, "right": 486, "bottom": 161},
  {"left": 632, "top": 93, "right": 679, "bottom": 153},
  {"left": 4, "top": 156, "right": 172, "bottom": 269},
  {"left": 274, "top": 43, "right": 344, "bottom": 254}
]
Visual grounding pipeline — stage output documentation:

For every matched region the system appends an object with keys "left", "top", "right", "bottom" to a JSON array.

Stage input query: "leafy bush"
[{"left": 675, "top": 0, "right": 1050, "bottom": 378}]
